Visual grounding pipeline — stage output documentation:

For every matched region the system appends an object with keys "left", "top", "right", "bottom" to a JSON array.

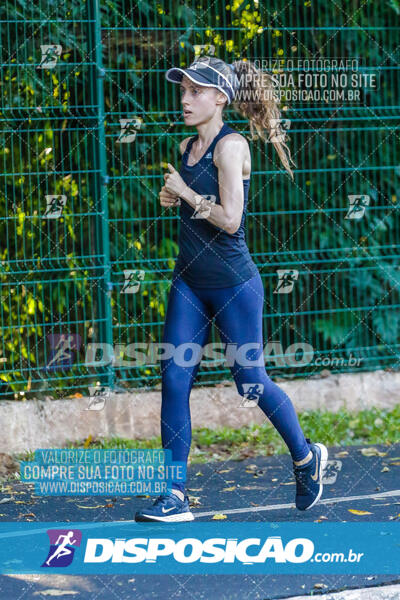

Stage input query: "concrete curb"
[{"left": 0, "top": 369, "right": 399, "bottom": 454}]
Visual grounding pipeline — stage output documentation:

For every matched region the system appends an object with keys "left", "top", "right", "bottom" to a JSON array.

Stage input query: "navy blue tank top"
[{"left": 172, "top": 122, "right": 258, "bottom": 288}]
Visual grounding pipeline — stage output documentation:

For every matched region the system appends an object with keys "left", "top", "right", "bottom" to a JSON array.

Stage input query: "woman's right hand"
[{"left": 159, "top": 185, "right": 181, "bottom": 208}]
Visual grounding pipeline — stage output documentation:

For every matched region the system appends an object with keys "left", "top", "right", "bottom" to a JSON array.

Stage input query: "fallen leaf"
[
  {"left": 314, "top": 583, "right": 328, "bottom": 589},
  {"left": 335, "top": 451, "right": 349, "bottom": 457},
  {"left": 359, "top": 447, "right": 387, "bottom": 457},
  {"left": 222, "top": 486, "right": 236, "bottom": 492},
  {"left": 0, "top": 497, "right": 13, "bottom": 504},
  {"left": 33, "top": 591, "right": 79, "bottom": 597},
  {"left": 76, "top": 504, "right": 104, "bottom": 509},
  {"left": 348, "top": 509, "right": 372, "bottom": 515},
  {"left": 389, "top": 461, "right": 400, "bottom": 466},
  {"left": 195, "top": 471, "right": 203, "bottom": 477},
  {"left": 83, "top": 435, "right": 92, "bottom": 449},
  {"left": 212, "top": 513, "right": 227, "bottom": 520},
  {"left": 381, "top": 467, "right": 390, "bottom": 472}
]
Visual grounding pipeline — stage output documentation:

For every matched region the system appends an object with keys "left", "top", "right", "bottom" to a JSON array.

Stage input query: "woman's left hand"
[{"left": 163, "top": 163, "right": 188, "bottom": 197}]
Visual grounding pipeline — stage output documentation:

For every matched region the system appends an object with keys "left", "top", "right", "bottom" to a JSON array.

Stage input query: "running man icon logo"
[
  {"left": 320, "top": 459, "right": 342, "bottom": 484},
  {"left": 193, "top": 44, "right": 215, "bottom": 58},
  {"left": 121, "top": 269, "right": 145, "bottom": 293},
  {"left": 85, "top": 385, "right": 111, "bottom": 411},
  {"left": 41, "top": 529, "right": 82, "bottom": 568},
  {"left": 116, "top": 117, "right": 142, "bottom": 143},
  {"left": 43, "top": 194, "right": 67, "bottom": 218},
  {"left": 268, "top": 118, "right": 291, "bottom": 143},
  {"left": 191, "top": 194, "right": 216, "bottom": 219},
  {"left": 240, "top": 383, "right": 264, "bottom": 407},
  {"left": 37, "top": 44, "right": 62, "bottom": 69},
  {"left": 45, "top": 333, "right": 82, "bottom": 371},
  {"left": 274, "top": 269, "right": 299, "bottom": 294},
  {"left": 345, "top": 195, "right": 370, "bottom": 219}
]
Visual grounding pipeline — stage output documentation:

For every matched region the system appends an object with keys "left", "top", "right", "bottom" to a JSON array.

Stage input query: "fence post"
[{"left": 87, "top": 0, "right": 115, "bottom": 389}]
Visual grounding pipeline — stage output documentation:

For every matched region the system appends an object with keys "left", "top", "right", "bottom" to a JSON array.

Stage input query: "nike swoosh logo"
[
  {"left": 161, "top": 506, "right": 175, "bottom": 513},
  {"left": 311, "top": 451, "right": 319, "bottom": 481}
]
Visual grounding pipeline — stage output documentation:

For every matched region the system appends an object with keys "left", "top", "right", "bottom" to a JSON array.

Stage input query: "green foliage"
[{"left": 1, "top": 0, "right": 399, "bottom": 398}]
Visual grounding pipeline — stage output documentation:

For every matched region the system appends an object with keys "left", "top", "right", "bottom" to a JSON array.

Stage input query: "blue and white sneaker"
[
  {"left": 293, "top": 438, "right": 328, "bottom": 510},
  {"left": 134, "top": 492, "right": 194, "bottom": 522}
]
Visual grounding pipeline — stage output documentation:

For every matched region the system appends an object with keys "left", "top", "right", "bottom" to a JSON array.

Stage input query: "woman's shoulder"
[
  {"left": 215, "top": 129, "right": 249, "bottom": 153},
  {"left": 214, "top": 129, "right": 250, "bottom": 166},
  {"left": 179, "top": 136, "right": 195, "bottom": 156}
]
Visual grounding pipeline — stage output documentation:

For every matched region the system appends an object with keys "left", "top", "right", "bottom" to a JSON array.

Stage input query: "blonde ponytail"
[{"left": 231, "top": 59, "right": 296, "bottom": 180}]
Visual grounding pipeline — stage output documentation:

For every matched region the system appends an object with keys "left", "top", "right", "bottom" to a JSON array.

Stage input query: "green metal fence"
[{"left": 1, "top": 0, "right": 399, "bottom": 400}]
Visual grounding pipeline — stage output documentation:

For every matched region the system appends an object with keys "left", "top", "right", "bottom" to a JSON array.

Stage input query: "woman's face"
[{"left": 179, "top": 75, "right": 226, "bottom": 124}]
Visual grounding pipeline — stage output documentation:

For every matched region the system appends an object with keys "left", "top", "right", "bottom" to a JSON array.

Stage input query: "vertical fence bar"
[{"left": 87, "top": 0, "right": 114, "bottom": 388}]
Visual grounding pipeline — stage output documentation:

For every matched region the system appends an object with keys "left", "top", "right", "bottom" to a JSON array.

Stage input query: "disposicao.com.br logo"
[{"left": 83, "top": 536, "right": 364, "bottom": 565}]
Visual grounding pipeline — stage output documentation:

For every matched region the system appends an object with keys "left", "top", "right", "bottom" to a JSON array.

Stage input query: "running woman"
[{"left": 135, "top": 56, "right": 328, "bottom": 522}]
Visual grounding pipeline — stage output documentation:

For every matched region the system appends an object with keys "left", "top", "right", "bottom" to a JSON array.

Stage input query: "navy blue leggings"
[{"left": 160, "top": 270, "right": 310, "bottom": 493}]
